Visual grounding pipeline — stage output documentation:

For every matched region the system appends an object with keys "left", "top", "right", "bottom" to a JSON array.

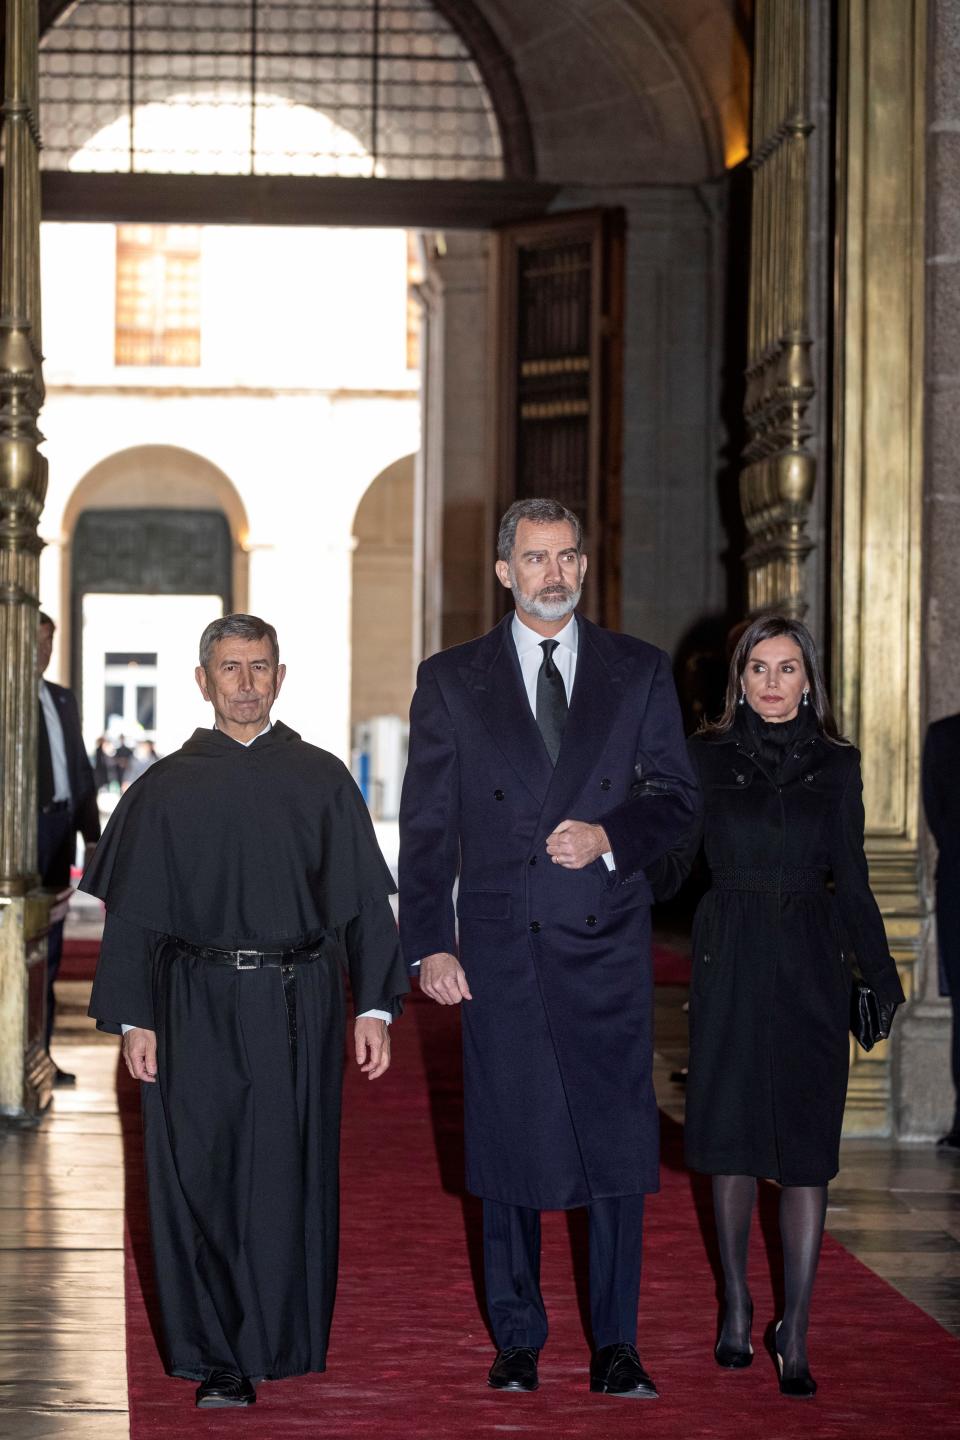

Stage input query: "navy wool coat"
[{"left": 398, "top": 612, "right": 698, "bottom": 1210}]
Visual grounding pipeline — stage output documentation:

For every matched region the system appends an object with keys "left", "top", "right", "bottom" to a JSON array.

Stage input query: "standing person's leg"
[
  {"left": 950, "top": 989, "right": 960, "bottom": 1137},
  {"left": 587, "top": 1194, "right": 644, "bottom": 1348},
  {"left": 776, "top": 1182, "right": 827, "bottom": 1394},
  {"left": 712, "top": 1173, "right": 756, "bottom": 1363},
  {"left": 39, "top": 812, "right": 74, "bottom": 1081},
  {"left": 940, "top": 948, "right": 960, "bottom": 1143},
  {"left": 587, "top": 1195, "right": 657, "bottom": 1398},
  {"left": 482, "top": 1200, "right": 546, "bottom": 1347}
]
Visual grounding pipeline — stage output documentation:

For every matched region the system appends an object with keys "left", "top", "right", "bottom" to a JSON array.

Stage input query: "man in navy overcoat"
[{"left": 398, "top": 498, "right": 698, "bottom": 1398}]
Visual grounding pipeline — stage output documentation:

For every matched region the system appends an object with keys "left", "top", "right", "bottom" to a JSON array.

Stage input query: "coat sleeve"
[
  {"left": 88, "top": 910, "right": 159, "bottom": 1035},
  {"left": 600, "top": 651, "right": 701, "bottom": 884},
  {"left": 922, "top": 725, "right": 945, "bottom": 849},
  {"left": 829, "top": 752, "right": 905, "bottom": 1007},
  {"left": 397, "top": 662, "right": 461, "bottom": 967},
  {"left": 342, "top": 896, "right": 409, "bottom": 1019},
  {"left": 63, "top": 689, "right": 101, "bottom": 843},
  {"left": 644, "top": 736, "right": 705, "bottom": 901}
]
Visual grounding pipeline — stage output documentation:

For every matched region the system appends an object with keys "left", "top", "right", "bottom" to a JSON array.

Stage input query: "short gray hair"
[
  {"left": 199, "top": 614, "right": 279, "bottom": 671},
  {"left": 496, "top": 498, "right": 583, "bottom": 563}
]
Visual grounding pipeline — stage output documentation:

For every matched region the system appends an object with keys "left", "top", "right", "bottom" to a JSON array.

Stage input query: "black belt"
[
  {"left": 174, "top": 938, "right": 324, "bottom": 970},
  {"left": 710, "top": 867, "right": 829, "bottom": 894}
]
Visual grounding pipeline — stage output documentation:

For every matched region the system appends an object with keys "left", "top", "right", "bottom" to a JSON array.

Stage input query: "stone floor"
[{"left": 0, "top": 926, "right": 957, "bottom": 1439}]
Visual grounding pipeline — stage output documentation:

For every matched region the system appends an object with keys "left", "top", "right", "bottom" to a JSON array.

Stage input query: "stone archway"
[
  {"left": 350, "top": 453, "right": 416, "bottom": 819},
  {"left": 54, "top": 445, "right": 250, "bottom": 688}
]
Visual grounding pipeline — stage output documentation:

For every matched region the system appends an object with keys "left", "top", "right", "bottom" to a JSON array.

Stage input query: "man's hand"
[
  {"left": 419, "top": 952, "right": 472, "bottom": 1005},
  {"left": 122, "top": 1027, "right": 158, "bottom": 1083},
  {"left": 355, "top": 1018, "right": 391, "bottom": 1080},
  {"left": 546, "top": 819, "right": 610, "bottom": 870}
]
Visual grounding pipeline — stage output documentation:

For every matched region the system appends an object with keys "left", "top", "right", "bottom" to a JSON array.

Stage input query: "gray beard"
[{"left": 511, "top": 579, "right": 581, "bottom": 623}]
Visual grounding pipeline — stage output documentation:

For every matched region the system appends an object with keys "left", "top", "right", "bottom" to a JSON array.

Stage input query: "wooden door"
[{"left": 494, "top": 209, "right": 624, "bottom": 627}]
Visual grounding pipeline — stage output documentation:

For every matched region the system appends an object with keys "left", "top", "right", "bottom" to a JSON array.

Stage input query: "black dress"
[{"left": 650, "top": 706, "right": 904, "bottom": 1186}]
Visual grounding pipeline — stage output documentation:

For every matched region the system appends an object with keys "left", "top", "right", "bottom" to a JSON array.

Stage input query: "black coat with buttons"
[
  {"left": 398, "top": 612, "right": 698, "bottom": 1208},
  {"left": 651, "top": 707, "right": 904, "bottom": 1186}
]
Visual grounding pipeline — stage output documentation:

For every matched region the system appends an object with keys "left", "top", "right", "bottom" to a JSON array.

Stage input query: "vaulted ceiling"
[
  {"left": 39, "top": 0, "right": 750, "bottom": 187},
  {"left": 462, "top": 0, "right": 751, "bottom": 183}
]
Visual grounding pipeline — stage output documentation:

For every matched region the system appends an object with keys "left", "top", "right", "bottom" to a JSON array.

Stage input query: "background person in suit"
[
  {"left": 922, "top": 712, "right": 960, "bottom": 1149},
  {"left": 37, "top": 611, "right": 101, "bottom": 1085},
  {"left": 398, "top": 498, "right": 698, "bottom": 1399}
]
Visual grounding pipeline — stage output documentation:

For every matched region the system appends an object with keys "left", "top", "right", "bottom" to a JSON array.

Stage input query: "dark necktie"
[{"left": 536, "top": 639, "right": 568, "bottom": 765}]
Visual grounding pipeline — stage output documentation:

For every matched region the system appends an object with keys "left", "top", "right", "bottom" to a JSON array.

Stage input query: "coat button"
[
  {"left": 600, "top": 777, "right": 611, "bottom": 791},
  {"left": 586, "top": 915, "right": 597, "bottom": 927},
  {"left": 703, "top": 951, "right": 712, "bottom": 964},
  {"left": 529, "top": 856, "right": 537, "bottom": 866},
  {"left": 803, "top": 773, "right": 815, "bottom": 783},
  {"left": 735, "top": 773, "right": 746, "bottom": 785},
  {"left": 494, "top": 789, "right": 505, "bottom": 800},
  {"left": 529, "top": 921, "right": 541, "bottom": 933}
]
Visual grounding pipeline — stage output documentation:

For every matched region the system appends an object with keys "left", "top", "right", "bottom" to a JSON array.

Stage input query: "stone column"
[
  {"left": 895, "top": 0, "right": 957, "bottom": 1138},
  {"left": 415, "top": 232, "right": 493, "bottom": 659},
  {"left": 0, "top": 0, "right": 53, "bottom": 1119},
  {"left": 833, "top": 0, "right": 927, "bottom": 1134}
]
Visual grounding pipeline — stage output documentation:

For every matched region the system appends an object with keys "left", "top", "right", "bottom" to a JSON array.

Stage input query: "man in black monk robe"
[{"left": 84, "top": 614, "right": 407, "bottom": 1409}]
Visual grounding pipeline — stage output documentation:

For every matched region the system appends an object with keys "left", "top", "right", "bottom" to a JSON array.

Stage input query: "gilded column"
[
  {"left": 740, "top": 0, "right": 816, "bottom": 618},
  {"left": 833, "top": 0, "right": 926, "bottom": 1133},
  {"left": 0, "top": 0, "right": 51, "bottom": 1117}
]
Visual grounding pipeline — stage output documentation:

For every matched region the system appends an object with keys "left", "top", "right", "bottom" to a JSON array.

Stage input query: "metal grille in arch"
[{"left": 40, "top": 0, "right": 504, "bottom": 179}]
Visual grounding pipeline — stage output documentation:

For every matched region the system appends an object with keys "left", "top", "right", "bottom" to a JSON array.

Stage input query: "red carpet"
[
  {"left": 120, "top": 990, "right": 960, "bottom": 1438},
  {"left": 59, "top": 938, "right": 101, "bottom": 981},
  {"left": 652, "top": 941, "right": 692, "bottom": 986}
]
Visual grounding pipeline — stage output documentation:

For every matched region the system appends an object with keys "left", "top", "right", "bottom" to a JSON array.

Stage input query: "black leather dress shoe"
[
  {"left": 52, "top": 1065, "right": 76, "bottom": 1087},
  {"left": 487, "top": 1347, "right": 539, "bottom": 1391},
  {"left": 589, "top": 1343, "right": 659, "bottom": 1398},
  {"left": 195, "top": 1370, "right": 256, "bottom": 1407}
]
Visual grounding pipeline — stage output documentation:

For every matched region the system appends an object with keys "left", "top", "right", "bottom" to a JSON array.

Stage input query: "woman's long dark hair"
[{"left": 702, "top": 614, "right": 848, "bottom": 744}]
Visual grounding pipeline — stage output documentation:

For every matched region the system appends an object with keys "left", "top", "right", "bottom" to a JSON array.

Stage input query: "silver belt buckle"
[{"left": 235, "top": 950, "right": 261, "bottom": 970}]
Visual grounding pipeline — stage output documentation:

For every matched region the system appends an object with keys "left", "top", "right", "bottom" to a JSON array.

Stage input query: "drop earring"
[
  {"left": 738, "top": 688, "right": 745, "bottom": 706},
  {"left": 802, "top": 687, "right": 810, "bottom": 706}
]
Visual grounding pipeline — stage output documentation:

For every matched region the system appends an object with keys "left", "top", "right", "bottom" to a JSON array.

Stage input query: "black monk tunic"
[{"left": 83, "top": 722, "right": 408, "bottom": 1382}]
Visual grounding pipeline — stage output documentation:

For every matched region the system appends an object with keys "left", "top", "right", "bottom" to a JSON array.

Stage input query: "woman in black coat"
[{"left": 651, "top": 615, "right": 904, "bottom": 1397}]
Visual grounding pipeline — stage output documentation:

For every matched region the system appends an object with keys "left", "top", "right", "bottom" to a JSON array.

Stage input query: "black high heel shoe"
[
  {"left": 773, "top": 1321, "right": 817, "bottom": 1398},
  {"left": 714, "top": 1299, "right": 754, "bottom": 1369}
]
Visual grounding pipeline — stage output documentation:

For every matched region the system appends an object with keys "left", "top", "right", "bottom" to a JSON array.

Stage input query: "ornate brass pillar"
[
  {"left": 0, "top": 0, "right": 52, "bottom": 1118},
  {"left": 740, "top": 0, "right": 815, "bottom": 618},
  {"left": 833, "top": 0, "right": 926, "bottom": 1132}
]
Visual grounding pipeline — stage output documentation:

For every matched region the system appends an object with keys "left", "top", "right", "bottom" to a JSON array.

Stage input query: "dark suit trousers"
[
  {"left": 38, "top": 808, "right": 73, "bottom": 1052},
  {"left": 482, "top": 1195, "right": 645, "bottom": 1351}
]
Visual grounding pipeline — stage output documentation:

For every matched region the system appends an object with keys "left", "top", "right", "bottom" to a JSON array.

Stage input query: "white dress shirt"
[
  {"left": 39, "top": 680, "right": 72, "bottom": 803},
  {"left": 512, "top": 612, "right": 616, "bottom": 870},
  {"left": 122, "top": 720, "right": 390, "bottom": 1031}
]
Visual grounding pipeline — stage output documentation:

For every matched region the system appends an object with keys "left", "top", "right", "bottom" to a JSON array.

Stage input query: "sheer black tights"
[{"left": 712, "top": 1175, "right": 828, "bottom": 1373}]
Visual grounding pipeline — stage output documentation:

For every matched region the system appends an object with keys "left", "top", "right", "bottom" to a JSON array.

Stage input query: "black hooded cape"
[{"left": 84, "top": 720, "right": 408, "bottom": 1030}]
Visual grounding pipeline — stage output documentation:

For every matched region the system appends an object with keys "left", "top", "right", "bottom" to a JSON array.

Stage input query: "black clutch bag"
[{"left": 850, "top": 982, "right": 901, "bottom": 1052}]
